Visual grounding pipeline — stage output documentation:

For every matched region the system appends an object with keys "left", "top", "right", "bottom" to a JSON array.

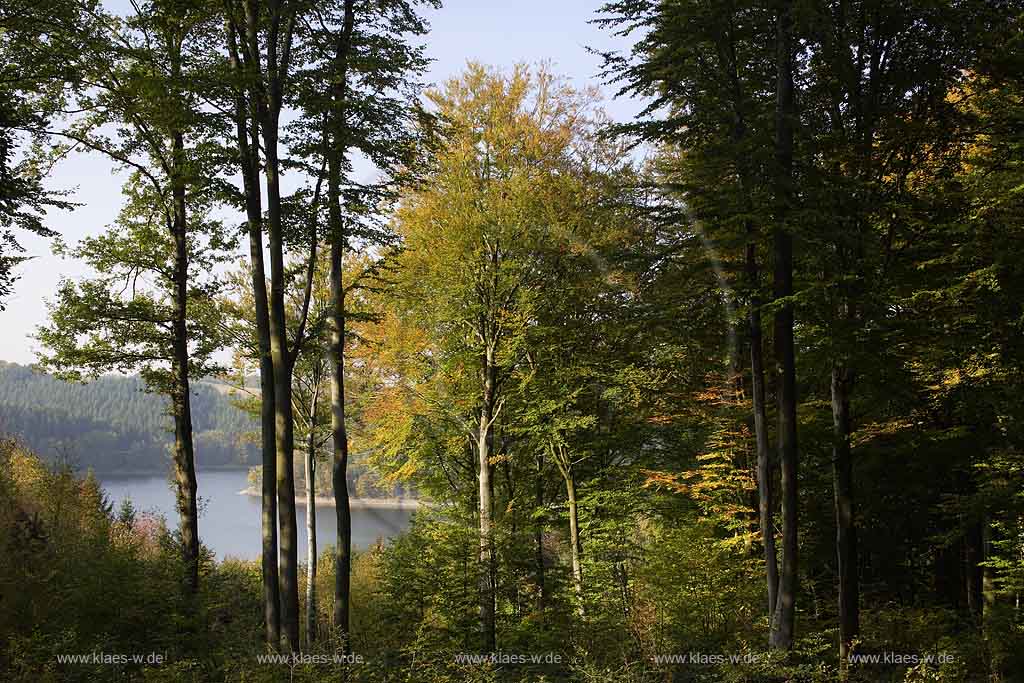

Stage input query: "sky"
[{"left": 0, "top": 0, "right": 644, "bottom": 365}]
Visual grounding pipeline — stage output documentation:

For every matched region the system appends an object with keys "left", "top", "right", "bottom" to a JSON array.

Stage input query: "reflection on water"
[{"left": 100, "top": 469, "right": 414, "bottom": 560}]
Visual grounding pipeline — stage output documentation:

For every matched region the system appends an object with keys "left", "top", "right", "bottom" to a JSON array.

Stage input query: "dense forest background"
[
  {"left": 0, "top": 362, "right": 257, "bottom": 471},
  {"left": 0, "top": 362, "right": 399, "bottom": 497}
]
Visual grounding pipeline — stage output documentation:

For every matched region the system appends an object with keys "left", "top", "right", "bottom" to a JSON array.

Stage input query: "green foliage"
[
  {"left": 0, "top": 0, "right": 80, "bottom": 308},
  {"left": 35, "top": 173, "right": 233, "bottom": 389},
  {"left": 0, "top": 441, "right": 182, "bottom": 678}
]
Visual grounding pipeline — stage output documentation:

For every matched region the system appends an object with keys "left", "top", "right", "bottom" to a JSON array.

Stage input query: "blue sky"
[{"left": 0, "top": 0, "right": 644, "bottom": 364}]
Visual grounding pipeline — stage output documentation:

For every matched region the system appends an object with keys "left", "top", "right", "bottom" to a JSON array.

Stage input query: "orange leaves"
[
  {"left": 642, "top": 373, "right": 757, "bottom": 536},
  {"left": 642, "top": 469, "right": 690, "bottom": 495}
]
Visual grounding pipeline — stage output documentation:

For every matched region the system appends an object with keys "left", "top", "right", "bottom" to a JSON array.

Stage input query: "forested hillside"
[{"left": 0, "top": 362, "right": 257, "bottom": 471}]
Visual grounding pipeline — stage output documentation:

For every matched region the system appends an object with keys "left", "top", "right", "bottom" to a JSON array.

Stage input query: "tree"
[
  {"left": 375, "top": 63, "right": 647, "bottom": 650},
  {"left": 393, "top": 64, "right": 573, "bottom": 648},
  {"left": 222, "top": 0, "right": 313, "bottom": 649},
  {"left": 292, "top": 0, "right": 436, "bottom": 648},
  {"left": 596, "top": 0, "right": 786, "bottom": 640},
  {"left": 225, "top": 244, "right": 335, "bottom": 647},
  {"left": 37, "top": 178, "right": 230, "bottom": 593},
  {"left": 221, "top": 0, "right": 280, "bottom": 646},
  {"left": 768, "top": 0, "right": 799, "bottom": 651},
  {"left": 0, "top": 0, "right": 79, "bottom": 307},
  {"left": 795, "top": 0, "right": 1006, "bottom": 659},
  {"left": 35, "top": 0, "right": 227, "bottom": 596},
  {"left": 291, "top": 314, "right": 331, "bottom": 647}
]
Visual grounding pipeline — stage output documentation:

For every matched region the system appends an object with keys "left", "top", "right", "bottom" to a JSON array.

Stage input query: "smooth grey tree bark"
[
  {"left": 304, "top": 433, "right": 318, "bottom": 642},
  {"left": 167, "top": 37, "right": 200, "bottom": 597},
  {"left": 225, "top": 5, "right": 281, "bottom": 648},
  {"left": 224, "top": 0, "right": 302, "bottom": 651},
  {"left": 750, "top": 256, "right": 777, "bottom": 621},
  {"left": 303, "top": 367, "right": 323, "bottom": 646},
  {"left": 239, "top": 0, "right": 300, "bottom": 651},
  {"left": 551, "top": 441, "right": 585, "bottom": 617},
  {"left": 477, "top": 353, "right": 498, "bottom": 651},
  {"left": 326, "top": 0, "right": 356, "bottom": 651},
  {"left": 328, "top": 191, "right": 352, "bottom": 649}
]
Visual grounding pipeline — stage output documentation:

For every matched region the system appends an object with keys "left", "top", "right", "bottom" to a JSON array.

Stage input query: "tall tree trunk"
[
  {"left": 478, "top": 353, "right": 497, "bottom": 651},
  {"left": 247, "top": 183, "right": 280, "bottom": 647},
  {"left": 305, "top": 378, "right": 320, "bottom": 646},
  {"left": 248, "top": 188, "right": 279, "bottom": 646},
  {"left": 169, "top": 121, "right": 199, "bottom": 594},
  {"left": 749, "top": 244, "right": 778, "bottom": 621},
  {"left": 254, "top": 287, "right": 280, "bottom": 647},
  {"left": 769, "top": 0, "right": 799, "bottom": 651},
  {"left": 245, "top": 0, "right": 300, "bottom": 650},
  {"left": 327, "top": 0, "right": 355, "bottom": 651},
  {"left": 266, "top": 131, "right": 299, "bottom": 653},
  {"left": 227, "top": 0, "right": 282, "bottom": 648},
  {"left": 565, "top": 469, "right": 584, "bottom": 616},
  {"left": 725, "top": 27, "right": 778, "bottom": 623},
  {"left": 535, "top": 451, "right": 546, "bottom": 618},
  {"left": 169, "top": 356, "right": 199, "bottom": 593},
  {"left": 329, "top": 187, "right": 352, "bottom": 649},
  {"left": 832, "top": 364, "right": 858, "bottom": 659},
  {"left": 982, "top": 518, "right": 996, "bottom": 622}
]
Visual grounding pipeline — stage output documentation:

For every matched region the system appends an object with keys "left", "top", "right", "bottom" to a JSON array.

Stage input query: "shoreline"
[
  {"left": 238, "top": 486, "right": 422, "bottom": 510},
  {"left": 90, "top": 465, "right": 254, "bottom": 477}
]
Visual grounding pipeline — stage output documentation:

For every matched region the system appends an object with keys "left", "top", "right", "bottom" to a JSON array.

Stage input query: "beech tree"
[
  {"left": 291, "top": 0, "right": 434, "bottom": 647},
  {"left": 221, "top": 0, "right": 432, "bottom": 650},
  {"left": 368, "top": 63, "right": 643, "bottom": 649},
  {"left": 0, "top": 0, "right": 80, "bottom": 307},
  {"left": 797, "top": 0, "right": 999, "bottom": 657},
  {"left": 37, "top": 182, "right": 231, "bottom": 594},
  {"left": 220, "top": 245, "right": 334, "bottom": 647},
  {"left": 595, "top": 0, "right": 789, "bottom": 642},
  {"left": 221, "top": 0, "right": 315, "bottom": 649},
  {"left": 285, "top": 261, "right": 332, "bottom": 647},
  {"left": 393, "top": 65, "right": 575, "bottom": 648},
  {"left": 35, "top": 0, "right": 226, "bottom": 595}
]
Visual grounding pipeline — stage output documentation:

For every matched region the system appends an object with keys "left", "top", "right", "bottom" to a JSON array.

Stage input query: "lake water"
[{"left": 99, "top": 469, "right": 414, "bottom": 561}]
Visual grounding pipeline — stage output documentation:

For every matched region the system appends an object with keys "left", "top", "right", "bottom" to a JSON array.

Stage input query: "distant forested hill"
[{"left": 0, "top": 362, "right": 257, "bottom": 472}]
